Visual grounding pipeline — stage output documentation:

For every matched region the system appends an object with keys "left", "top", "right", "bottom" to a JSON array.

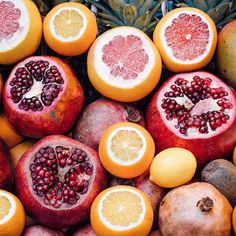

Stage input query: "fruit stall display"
[{"left": 0, "top": 0, "right": 235, "bottom": 235}]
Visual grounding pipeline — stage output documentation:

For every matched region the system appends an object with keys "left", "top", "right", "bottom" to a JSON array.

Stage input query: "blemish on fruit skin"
[{"left": 50, "top": 110, "right": 60, "bottom": 123}]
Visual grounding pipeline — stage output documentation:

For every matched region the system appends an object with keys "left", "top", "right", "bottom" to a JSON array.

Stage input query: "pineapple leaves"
[
  {"left": 108, "top": 0, "right": 126, "bottom": 20},
  {"left": 129, "top": 0, "right": 145, "bottom": 10},
  {"left": 97, "top": 12, "right": 124, "bottom": 25},
  {"left": 192, "top": 0, "right": 209, "bottom": 12},
  {"left": 138, "top": 0, "right": 153, "bottom": 16},
  {"left": 123, "top": 4, "right": 138, "bottom": 25}
]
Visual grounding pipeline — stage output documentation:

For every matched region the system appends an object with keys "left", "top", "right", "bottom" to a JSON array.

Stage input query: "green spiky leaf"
[{"left": 123, "top": 4, "right": 138, "bottom": 25}]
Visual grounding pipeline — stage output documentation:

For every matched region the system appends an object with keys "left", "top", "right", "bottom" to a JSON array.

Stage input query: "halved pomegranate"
[
  {"left": 15, "top": 135, "right": 108, "bottom": 228},
  {"left": 3, "top": 56, "right": 84, "bottom": 138},
  {"left": 146, "top": 71, "right": 236, "bottom": 166}
]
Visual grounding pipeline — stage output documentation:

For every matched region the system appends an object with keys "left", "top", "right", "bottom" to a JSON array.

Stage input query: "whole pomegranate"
[
  {"left": 159, "top": 182, "right": 232, "bottom": 236},
  {"left": 15, "top": 135, "right": 108, "bottom": 228},
  {"left": 73, "top": 98, "right": 145, "bottom": 150},
  {"left": 0, "top": 139, "right": 13, "bottom": 189},
  {"left": 146, "top": 71, "right": 236, "bottom": 166},
  {"left": 22, "top": 225, "right": 64, "bottom": 236},
  {"left": 73, "top": 224, "right": 96, "bottom": 236},
  {"left": 3, "top": 56, "right": 84, "bottom": 138}
]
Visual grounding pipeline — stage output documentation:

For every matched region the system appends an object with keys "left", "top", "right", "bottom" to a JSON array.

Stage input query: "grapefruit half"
[
  {"left": 0, "top": 0, "right": 42, "bottom": 65},
  {"left": 87, "top": 26, "right": 162, "bottom": 102},
  {"left": 153, "top": 8, "right": 217, "bottom": 72}
]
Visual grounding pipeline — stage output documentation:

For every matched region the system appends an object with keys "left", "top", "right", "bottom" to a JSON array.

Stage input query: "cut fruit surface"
[
  {"left": 99, "top": 122, "right": 155, "bottom": 178},
  {"left": 0, "top": 190, "right": 25, "bottom": 236},
  {"left": 153, "top": 7, "right": 217, "bottom": 72},
  {"left": 0, "top": 0, "right": 42, "bottom": 65},
  {"left": 87, "top": 26, "right": 162, "bottom": 102},
  {"left": 43, "top": 2, "right": 97, "bottom": 56},
  {"left": 91, "top": 186, "right": 153, "bottom": 236}
]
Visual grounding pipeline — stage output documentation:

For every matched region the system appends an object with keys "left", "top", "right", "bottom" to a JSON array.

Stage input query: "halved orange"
[
  {"left": 91, "top": 185, "right": 153, "bottom": 236},
  {"left": 0, "top": 113, "right": 24, "bottom": 148},
  {"left": 43, "top": 2, "right": 97, "bottom": 56},
  {"left": 99, "top": 122, "right": 155, "bottom": 178},
  {"left": 0, "top": 0, "right": 42, "bottom": 65},
  {"left": 0, "top": 190, "right": 25, "bottom": 236},
  {"left": 153, "top": 7, "right": 217, "bottom": 72},
  {"left": 87, "top": 26, "right": 162, "bottom": 102}
]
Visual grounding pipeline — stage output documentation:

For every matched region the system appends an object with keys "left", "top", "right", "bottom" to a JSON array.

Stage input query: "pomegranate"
[
  {"left": 3, "top": 56, "right": 84, "bottom": 138},
  {"left": 0, "top": 139, "right": 13, "bottom": 190},
  {"left": 73, "top": 224, "right": 96, "bottom": 236},
  {"left": 159, "top": 182, "right": 232, "bottom": 236},
  {"left": 22, "top": 225, "right": 64, "bottom": 236},
  {"left": 146, "top": 71, "right": 236, "bottom": 166},
  {"left": 73, "top": 98, "right": 145, "bottom": 150},
  {"left": 15, "top": 135, "right": 108, "bottom": 228}
]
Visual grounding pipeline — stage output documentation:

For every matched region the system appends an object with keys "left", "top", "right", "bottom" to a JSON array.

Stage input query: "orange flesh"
[{"left": 0, "top": 196, "right": 11, "bottom": 220}]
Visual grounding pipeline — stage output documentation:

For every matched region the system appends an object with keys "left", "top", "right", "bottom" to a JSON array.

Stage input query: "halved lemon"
[
  {"left": 153, "top": 7, "right": 217, "bottom": 72},
  {"left": 91, "top": 186, "right": 153, "bottom": 236},
  {"left": 0, "top": 0, "right": 42, "bottom": 65},
  {"left": 0, "top": 190, "right": 25, "bottom": 236},
  {"left": 43, "top": 2, "right": 97, "bottom": 56},
  {"left": 99, "top": 122, "right": 155, "bottom": 178}
]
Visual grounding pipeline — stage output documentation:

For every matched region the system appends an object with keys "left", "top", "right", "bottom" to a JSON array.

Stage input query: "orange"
[
  {"left": 150, "top": 148, "right": 197, "bottom": 188},
  {"left": 0, "top": 113, "right": 24, "bottom": 148},
  {"left": 43, "top": 2, "right": 97, "bottom": 56},
  {"left": 0, "top": 189, "right": 25, "bottom": 236},
  {"left": 0, "top": 0, "right": 42, "bottom": 65},
  {"left": 0, "top": 74, "right": 3, "bottom": 100},
  {"left": 99, "top": 122, "right": 155, "bottom": 178},
  {"left": 91, "top": 185, "right": 153, "bottom": 236},
  {"left": 233, "top": 206, "right": 236, "bottom": 234},
  {"left": 153, "top": 7, "right": 217, "bottom": 72},
  {"left": 87, "top": 26, "right": 162, "bottom": 102},
  {"left": 233, "top": 146, "right": 236, "bottom": 166},
  {"left": 10, "top": 140, "right": 35, "bottom": 167}
]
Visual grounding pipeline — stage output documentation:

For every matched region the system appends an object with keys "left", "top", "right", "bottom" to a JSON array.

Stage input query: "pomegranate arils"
[
  {"left": 9, "top": 60, "right": 65, "bottom": 112},
  {"left": 161, "top": 75, "right": 233, "bottom": 135},
  {"left": 30, "top": 145, "right": 93, "bottom": 208}
]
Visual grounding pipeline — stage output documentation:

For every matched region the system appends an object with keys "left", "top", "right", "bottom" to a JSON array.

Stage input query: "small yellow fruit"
[
  {"left": 233, "top": 206, "right": 236, "bottom": 234},
  {"left": 233, "top": 146, "right": 236, "bottom": 166},
  {"left": 149, "top": 147, "right": 197, "bottom": 188}
]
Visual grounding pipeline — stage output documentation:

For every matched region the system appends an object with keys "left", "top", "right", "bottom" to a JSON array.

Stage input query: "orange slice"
[
  {"left": 99, "top": 122, "right": 155, "bottom": 178},
  {"left": 87, "top": 26, "right": 162, "bottom": 102},
  {"left": 153, "top": 7, "right": 217, "bottom": 72},
  {"left": 0, "top": 190, "right": 25, "bottom": 236},
  {"left": 43, "top": 2, "right": 97, "bottom": 56},
  {"left": 0, "top": 0, "right": 42, "bottom": 65},
  {"left": 91, "top": 186, "right": 153, "bottom": 236}
]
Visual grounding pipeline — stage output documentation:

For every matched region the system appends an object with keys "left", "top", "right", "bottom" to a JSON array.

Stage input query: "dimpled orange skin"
[
  {"left": 43, "top": 2, "right": 97, "bottom": 56},
  {"left": 0, "top": 0, "right": 42, "bottom": 65},
  {"left": 87, "top": 26, "right": 162, "bottom": 102},
  {"left": 90, "top": 186, "right": 154, "bottom": 236},
  {"left": 99, "top": 122, "right": 155, "bottom": 178},
  {"left": 153, "top": 7, "right": 217, "bottom": 73}
]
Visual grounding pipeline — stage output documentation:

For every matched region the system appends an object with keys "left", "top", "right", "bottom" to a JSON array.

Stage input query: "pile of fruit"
[{"left": 0, "top": 0, "right": 236, "bottom": 235}]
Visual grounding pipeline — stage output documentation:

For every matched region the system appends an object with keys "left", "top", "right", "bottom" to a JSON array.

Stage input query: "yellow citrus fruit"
[
  {"left": 233, "top": 146, "right": 236, "bottom": 166},
  {"left": 150, "top": 147, "right": 197, "bottom": 188},
  {"left": 87, "top": 26, "right": 162, "bottom": 102},
  {"left": 91, "top": 185, "right": 153, "bottom": 236},
  {"left": 0, "top": 0, "right": 42, "bottom": 65},
  {"left": 43, "top": 2, "right": 97, "bottom": 56},
  {"left": 99, "top": 122, "right": 155, "bottom": 178},
  {"left": 0, "top": 113, "right": 24, "bottom": 148},
  {"left": 153, "top": 7, "right": 217, "bottom": 72},
  {"left": 0, "top": 189, "right": 25, "bottom": 236},
  {"left": 233, "top": 206, "right": 236, "bottom": 234},
  {"left": 10, "top": 140, "right": 35, "bottom": 167}
]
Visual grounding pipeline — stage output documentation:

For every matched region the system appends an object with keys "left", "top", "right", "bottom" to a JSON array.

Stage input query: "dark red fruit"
[
  {"left": 146, "top": 71, "right": 236, "bottom": 166},
  {"left": 22, "top": 225, "right": 64, "bottom": 236},
  {"left": 73, "top": 98, "right": 145, "bottom": 150},
  {"left": 73, "top": 224, "right": 96, "bottom": 236},
  {"left": 15, "top": 135, "right": 108, "bottom": 228},
  {"left": 0, "top": 139, "right": 13, "bottom": 189},
  {"left": 3, "top": 56, "right": 84, "bottom": 138}
]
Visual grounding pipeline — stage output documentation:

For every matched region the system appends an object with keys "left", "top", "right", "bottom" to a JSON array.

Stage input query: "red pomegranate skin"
[
  {"left": 73, "top": 224, "right": 96, "bottom": 236},
  {"left": 3, "top": 56, "right": 84, "bottom": 138},
  {"left": 15, "top": 135, "right": 108, "bottom": 228},
  {"left": 73, "top": 98, "right": 145, "bottom": 150},
  {"left": 22, "top": 225, "right": 64, "bottom": 236},
  {"left": 0, "top": 139, "right": 13, "bottom": 189},
  {"left": 159, "top": 182, "right": 232, "bottom": 236},
  {"left": 146, "top": 72, "right": 236, "bottom": 166}
]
